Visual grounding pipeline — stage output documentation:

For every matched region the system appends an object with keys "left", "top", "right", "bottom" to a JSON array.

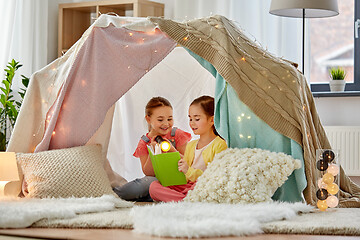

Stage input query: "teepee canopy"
[{"left": 7, "top": 15, "right": 360, "bottom": 206}]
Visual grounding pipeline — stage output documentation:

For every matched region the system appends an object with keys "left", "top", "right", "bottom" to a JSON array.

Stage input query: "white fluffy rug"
[
  {"left": 0, "top": 195, "right": 132, "bottom": 228},
  {"left": 263, "top": 208, "right": 360, "bottom": 235},
  {"left": 131, "top": 201, "right": 313, "bottom": 238},
  {"left": 4, "top": 198, "right": 358, "bottom": 237},
  {"left": 32, "top": 208, "right": 134, "bottom": 229}
]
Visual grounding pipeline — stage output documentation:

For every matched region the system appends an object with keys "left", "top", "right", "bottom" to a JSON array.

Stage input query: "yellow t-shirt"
[{"left": 184, "top": 136, "right": 227, "bottom": 182}]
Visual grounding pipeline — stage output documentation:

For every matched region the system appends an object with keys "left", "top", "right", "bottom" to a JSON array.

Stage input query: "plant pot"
[{"left": 329, "top": 80, "right": 346, "bottom": 92}]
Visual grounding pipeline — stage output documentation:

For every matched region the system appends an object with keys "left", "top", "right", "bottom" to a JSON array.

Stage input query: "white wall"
[
  {"left": 314, "top": 97, "right": 360, "bottom": 126},
  {"left": 46, "top": 0, "right": 360, "bottom": 128}
]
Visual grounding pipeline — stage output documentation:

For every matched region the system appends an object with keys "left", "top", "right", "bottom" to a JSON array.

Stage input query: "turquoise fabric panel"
[{"left": 186, "top": 49, "right": 307, "bottom": 202}]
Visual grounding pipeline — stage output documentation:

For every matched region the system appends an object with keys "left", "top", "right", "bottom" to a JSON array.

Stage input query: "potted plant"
[
  {"left": 329, "top": 67, "right": 346, "bottom": 92},
  {"left": 0, "top": 59, "right": 29, "bottom": 151}
]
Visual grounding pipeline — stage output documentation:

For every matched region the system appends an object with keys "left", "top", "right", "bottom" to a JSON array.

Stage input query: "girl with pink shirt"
[{"left": 113, "top": 96, "right": 191, "bottom": 201}]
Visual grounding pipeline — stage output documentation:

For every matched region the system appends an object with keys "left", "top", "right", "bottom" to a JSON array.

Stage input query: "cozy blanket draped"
[{"left": 149, "top": 15, "right": 360, "bottom": 207}]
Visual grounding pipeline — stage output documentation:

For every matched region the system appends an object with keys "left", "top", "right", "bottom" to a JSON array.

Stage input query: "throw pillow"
[
  {"left": 184, "top": 148, "right": 302, "bottom": 204},
  {"left": 16, "top": 145, "right": 116, "bottom": 198}
]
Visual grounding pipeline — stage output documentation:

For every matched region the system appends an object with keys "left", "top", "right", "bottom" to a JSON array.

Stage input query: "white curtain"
[
  {"left": 174, "top": 0, "right": 309, "bottom": 79},
  {"left": 0, "top": 0, "right": 48, "bottom": 94}
]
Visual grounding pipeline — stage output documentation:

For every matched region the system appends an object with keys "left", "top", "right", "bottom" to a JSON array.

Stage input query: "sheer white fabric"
[{"left": 0, "top": 0, "right": 48, "bottom": 94}]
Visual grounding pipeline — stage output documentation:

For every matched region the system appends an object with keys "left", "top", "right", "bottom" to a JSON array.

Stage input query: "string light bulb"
[
  {"left": 316, "top": 188, "right": 328, "bottom": 200},
  {"left": 322, "top": 173, "right": 334, "bottom": 184},
  {"left": 326, "top": 195, "right": 339, "bottom": 208},
  {"left": 322, "top": 150, "right": 335, "bottom": 163},
  {"left": 317, "top": 200, "right": 328, "bottom": 211},
  {"left": 316, "top": 159, "right": 328, "bottom": 171},
  {"left": 327, "top": 164, "right": 340, "bottom": 176},
  {"left": 317, "top": 178, "right": 327, "bottom": 189},
  {"left": 326, "top": 182, "right": 339, "bottom": 195}
]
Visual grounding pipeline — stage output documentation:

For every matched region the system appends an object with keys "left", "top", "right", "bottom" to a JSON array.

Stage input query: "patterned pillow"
[
  {"left": 184, "top": 148, "right": 302, "bottom": 204},
  {"left": 17, "top": 145, "right": 116, "bottom": 198}
]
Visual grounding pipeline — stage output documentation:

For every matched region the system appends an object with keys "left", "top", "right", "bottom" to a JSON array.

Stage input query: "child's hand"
[
  {"left": 156, "top": 136, "right": 176, "bottom": 153},
  {"left": 149, "top": 138, "right": 157, "bottom": 151},
  {"left": 178, "top": 158, "right": 189, "bottom": 173},
  {"left": 166, "top": 140, "right": 177, "bottom": 153}
]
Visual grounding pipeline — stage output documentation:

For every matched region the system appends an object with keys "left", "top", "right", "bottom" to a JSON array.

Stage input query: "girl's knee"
[
  {"left": 149, "top": 180, "right": 159, "bottom": 191},
  {"left": 149, "top": 181, "right": 161, "bottom": 199}
]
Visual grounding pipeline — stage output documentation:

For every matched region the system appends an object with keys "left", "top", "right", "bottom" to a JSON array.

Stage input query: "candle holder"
[{"left": 315, "top": 149, "right": 340, "bottom": 211}]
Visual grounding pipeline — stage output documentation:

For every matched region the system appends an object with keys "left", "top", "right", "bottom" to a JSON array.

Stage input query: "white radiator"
[{"left": 324, "top": 126, "right": 360, "bottom": 176}]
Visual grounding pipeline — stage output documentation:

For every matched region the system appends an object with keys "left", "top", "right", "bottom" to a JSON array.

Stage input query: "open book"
[{"left": 147, "top": 145, "right": 187, "bottom": 187}]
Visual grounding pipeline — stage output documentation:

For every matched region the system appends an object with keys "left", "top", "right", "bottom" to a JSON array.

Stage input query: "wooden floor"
[
  {"left": 1, "top": 228, "right": 360, "bottom": 240},
  {"left": 1, "top": 176, "right": 359, "bottom": 240}
]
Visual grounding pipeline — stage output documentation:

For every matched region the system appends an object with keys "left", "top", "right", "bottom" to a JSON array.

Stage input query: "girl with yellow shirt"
[{"left": 149, "top": 96, "right": 227, "bottom": 202}]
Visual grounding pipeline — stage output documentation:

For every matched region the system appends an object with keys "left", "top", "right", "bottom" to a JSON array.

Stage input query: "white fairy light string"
[
  {"left": 32, "top": 14, "right": 318, "bottom": 156},
  {"left": 31, "top": 16, "right": 160, "bottom": 150},
  {"left": 152, "top": 14, "right": 317, "bottom": 148},
  {"left": 176, "top": 15, "right": 303, "bottom": 99},
  {"left": 32, "top": 54, "right": 65, "bottom": 140}
]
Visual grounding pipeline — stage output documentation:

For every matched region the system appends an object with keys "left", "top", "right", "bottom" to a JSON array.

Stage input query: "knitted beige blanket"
[{"left": 150, "top": 15, "right": 360, "bottom": 207}]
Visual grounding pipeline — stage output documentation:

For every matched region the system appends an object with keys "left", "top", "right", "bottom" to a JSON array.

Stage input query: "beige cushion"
[
  {"left": 185, "top": 148, "right": 302, "bottom": 204},
  {"left": 17, "top": 145, "right": 115, "bottom": 198}
]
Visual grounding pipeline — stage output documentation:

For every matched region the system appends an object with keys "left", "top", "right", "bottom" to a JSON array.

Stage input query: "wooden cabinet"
[{"left": 58, "top": 0, "right": 164, "bottom": 57}]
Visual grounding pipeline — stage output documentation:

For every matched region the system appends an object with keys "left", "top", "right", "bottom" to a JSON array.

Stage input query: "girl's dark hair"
[
  {"left": 145, "top": 97, "right": 172, "bottom": 131},
  {"left": 190, "top": 95, "right": 220, "bottom": 136}
]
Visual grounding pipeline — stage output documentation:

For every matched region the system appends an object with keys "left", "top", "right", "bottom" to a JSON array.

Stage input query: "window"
[{"left": 310, "top": 0, "right": 360, "bottom": 92}]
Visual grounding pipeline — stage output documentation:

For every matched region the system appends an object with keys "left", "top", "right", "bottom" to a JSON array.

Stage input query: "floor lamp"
[{"left": 269, "top": 0, "right": 339, "bottom": 75}]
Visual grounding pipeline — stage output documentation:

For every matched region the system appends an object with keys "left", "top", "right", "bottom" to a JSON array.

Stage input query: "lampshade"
[
  {"left": 269, "top": 0, "right": 339, "bottom": 18},
  {"left": 0, "top": 152, "right": 20, "bottom": 197},
  {"left": 0, "top": 152, "right": 19, "bottom": 181}
]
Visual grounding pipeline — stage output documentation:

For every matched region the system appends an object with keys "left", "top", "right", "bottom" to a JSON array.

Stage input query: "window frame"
[{"left": 311, "top": 0, "right": 360, "bottom": 93}]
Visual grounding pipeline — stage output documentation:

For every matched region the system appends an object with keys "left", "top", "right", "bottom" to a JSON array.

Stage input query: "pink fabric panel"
[{"left": 35, "top": 25, "right": 176, "bottom": 152}]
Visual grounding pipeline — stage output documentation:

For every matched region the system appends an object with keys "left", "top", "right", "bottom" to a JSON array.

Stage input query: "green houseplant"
[
  {"left": 0, "top": 59, "right": 29, "bottom": 151},
  {"left": 329, "top": 67, "right": 346, "bottom": 92}
]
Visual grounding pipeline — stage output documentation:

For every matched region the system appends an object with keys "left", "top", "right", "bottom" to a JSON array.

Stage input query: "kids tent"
[{"left": 7, "top": 14, "right": 360, "bottom": 206}]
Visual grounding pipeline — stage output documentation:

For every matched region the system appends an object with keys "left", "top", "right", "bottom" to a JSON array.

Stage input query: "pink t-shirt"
[{"left": 133, "top": 128, "right": 192, "bottom": 158}]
